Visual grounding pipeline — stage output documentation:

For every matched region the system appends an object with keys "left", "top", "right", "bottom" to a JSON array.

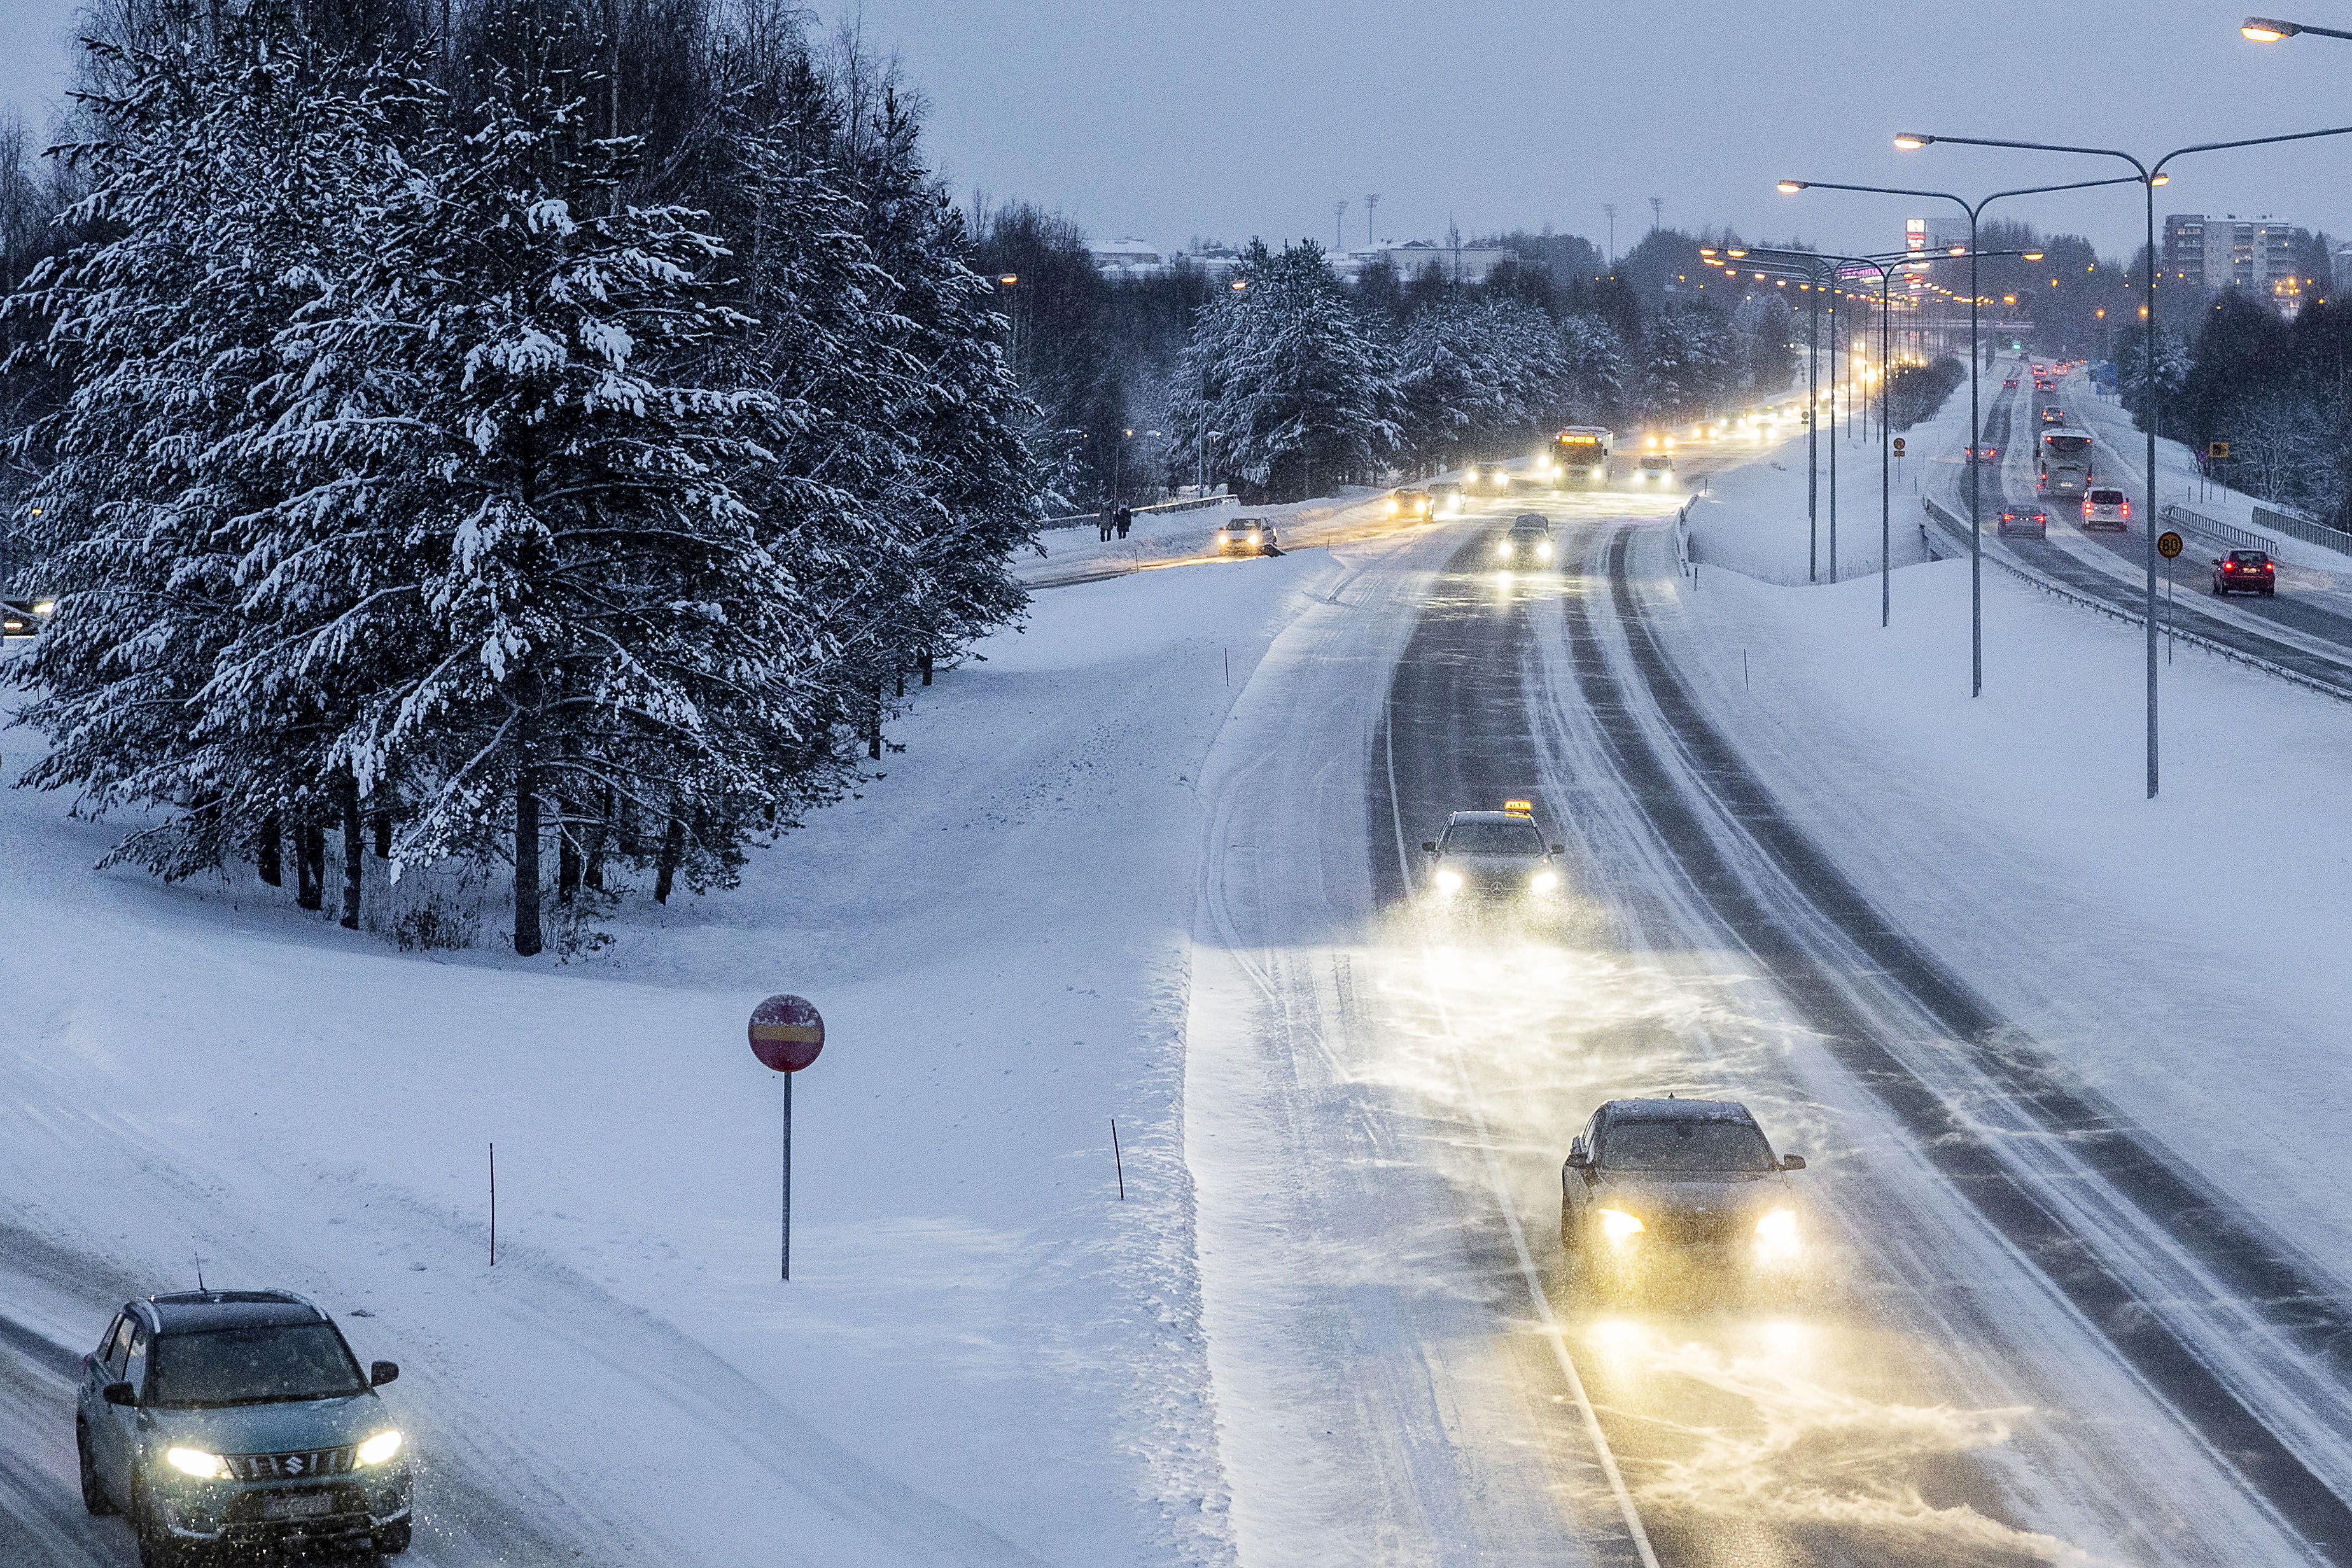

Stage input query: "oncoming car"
[
  {"left": 1214, "top": 517, "right": 1278, "bottom": 555},
  {"left": 1997, "top": 506, "right": 2048, "bottom": 540},
  {"left": 2213, "top": 549, "right": 2277, "bottom": 596},
  {"left": 1493, "top": 514, "right": 1555, "bottom": 567},
  {"left": 2, "top": 599, "right": 52, "bottom": 637},
  {"left": 1634, "top": 433, "right": 1676, "bottom": 482},
  {"left": 1463, "top": 465, "right": 1512, "bottom": 492},
  {"left": 1426, "top": 482, "right": 1466, "bottom": 517},
  {"left": 77, "top": 1290, "right": 411, "bottom": 1565},
  {"left": 1420, "top": 802, "right": 1565, "bottom": 902},
  {"left": 1560, "top": 1097, "right": 1808, "bottom": 1296},
  {"left": 2083, "top": 487, "right": 2130, "bottom": 530},
  {"left": 1386, "top": 489, "right": 1434, "bottom": 521}
]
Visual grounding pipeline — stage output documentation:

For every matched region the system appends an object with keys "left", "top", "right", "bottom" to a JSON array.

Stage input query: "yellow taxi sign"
[{"left": 1502, "top": 799, "right": 1534, "bottom": 816}]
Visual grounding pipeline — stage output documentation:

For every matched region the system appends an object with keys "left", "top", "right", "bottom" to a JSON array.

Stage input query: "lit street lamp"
[
  {"left": 2243, "top": 15, "right": 2352, "bottom": 39},
  {"left": 1898, "top": 119, "right": 2352, "bottom": 798},
  {"left": 1778, "top": 174, "right": 2130, "bottom": 698}
]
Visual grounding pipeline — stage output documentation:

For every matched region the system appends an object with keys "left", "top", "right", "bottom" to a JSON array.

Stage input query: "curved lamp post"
[
  {"left": 1896, "top": 122, "right": 2352, "bottom": 798},
  {"left": 1777, "top": 177, "right": 2134, "bottom": 697}
]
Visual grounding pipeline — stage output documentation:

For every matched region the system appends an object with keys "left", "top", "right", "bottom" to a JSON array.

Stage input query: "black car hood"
[{"left": 1590, "top": 1170, "right": 1786, "bottom": 1219}]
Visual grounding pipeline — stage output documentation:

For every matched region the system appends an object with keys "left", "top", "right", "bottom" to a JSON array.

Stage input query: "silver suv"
[{"left": 77, "top": 1291, "right": 412, "bottom": 1565}]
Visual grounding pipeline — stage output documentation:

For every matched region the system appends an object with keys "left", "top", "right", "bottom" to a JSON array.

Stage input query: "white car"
[
  {"left": 2082, "top": 487, "right": 2129, "bottom": 531},
  {"left": 1214, "top": 518, "right": 1277, "bottom": 555}
]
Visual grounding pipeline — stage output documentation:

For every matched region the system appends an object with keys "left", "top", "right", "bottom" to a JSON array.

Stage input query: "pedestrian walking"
[
  {"left": 1098, "top": 510, "right": 1114, "bottom": 543},
  {"left": 1115, "top": 505, "right": 1133, "bottom": 539}
]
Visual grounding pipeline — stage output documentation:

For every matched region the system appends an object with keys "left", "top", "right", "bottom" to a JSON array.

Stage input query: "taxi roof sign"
[{"left": 1502, "top": 799, "right": 1534, "bottom": 816}]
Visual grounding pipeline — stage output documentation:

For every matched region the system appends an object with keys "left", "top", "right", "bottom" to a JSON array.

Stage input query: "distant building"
[
  {"left": 2162, "top": 213, "right": 2309, "bottom": 312},
  {"left": 1339, "top": 240, "right": 1511, "bottom": 284},
  {"left": 1088, "top": 237, "right": 1168, "bottom": 279}
]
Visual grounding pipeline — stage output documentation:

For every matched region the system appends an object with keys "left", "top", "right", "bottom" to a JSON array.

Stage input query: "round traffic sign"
[
  {"left": 1892, "top": 437, "right": 1906, "bottom": 455},
  {"left": 2157, "top": 531, "right": 2183, "bottom": 560},
  {"left": 748, "top": 995, "right": 824, "bottom": 1072}
]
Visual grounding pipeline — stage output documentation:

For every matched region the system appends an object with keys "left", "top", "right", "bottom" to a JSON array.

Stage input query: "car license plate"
[{"left": 262, "top": 1493, "right": 336, "bottom": 1521}]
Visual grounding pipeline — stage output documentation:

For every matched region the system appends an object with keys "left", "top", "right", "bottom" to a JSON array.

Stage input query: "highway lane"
[{"left": 1190, "top": 445, "right": 2330, "bottom": 1566}]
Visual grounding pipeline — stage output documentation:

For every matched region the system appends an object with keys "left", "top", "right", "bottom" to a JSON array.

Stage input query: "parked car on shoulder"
[
  {"left": 1214, "top": 517, "right": 1278, "bottom": 554},
  {"left": 2213, "top": 549, "right": 2276, "bottom": 596}
]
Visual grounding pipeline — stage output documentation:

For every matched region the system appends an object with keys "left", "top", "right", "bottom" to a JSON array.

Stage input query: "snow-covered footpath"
[{"left": 0, "top": 543, "right": 1386, "bottom": 1565}]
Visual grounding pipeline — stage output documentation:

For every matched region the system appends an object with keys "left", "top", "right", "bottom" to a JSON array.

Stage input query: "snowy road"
[{"left": 1190, "top": 470, "right": 2352, "bottom": 1565}]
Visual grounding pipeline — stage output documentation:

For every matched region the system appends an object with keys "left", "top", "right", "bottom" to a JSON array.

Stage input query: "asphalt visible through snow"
[{"left": 1352, "top": 483, "right": 2352, "bottom": 1565}]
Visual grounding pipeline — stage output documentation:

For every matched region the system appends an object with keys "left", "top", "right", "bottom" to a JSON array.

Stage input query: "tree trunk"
[
  {"left": 514, "top": 768, "right": 543, "bottom": 956},
  {"left": 557, "top": 788, "right": 582, "bottom": 904},
  {"left": 654, "top": 808, "right": 685, "bottom": 904},
  {"left": 919, "top": 648, "right": 933, "bottom": 687},
  {"left": 339, "top": 768, "right": 363, "bottom": 931},
  {"left": 372, "top": 809, "right": 391, "bottom": 859},
  {"left": 295, "top": 811, "right": 324, "bottom": 911},
  {"left": 258, "top": 812, "right": 283, "bottom": 887},
  {"left": 868, "top": 682, "right": 883, "bottom": 760},
  {"left": 584, "top": 786, "right": 613, "bottom": 891}
]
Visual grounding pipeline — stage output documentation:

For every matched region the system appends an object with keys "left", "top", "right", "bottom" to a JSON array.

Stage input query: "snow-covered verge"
[
  {"left": 1681, "top": 374, "right": 1980, "bottom": 585},
  {"left": 0, "top": 538, "right": 1401, "bottom": 1565},
  {"left": 1654, "top": 522, "right": 2352, "bottom": 1281}
]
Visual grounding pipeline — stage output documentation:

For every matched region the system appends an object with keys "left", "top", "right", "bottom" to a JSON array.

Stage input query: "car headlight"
[
  {"left": 32, "top": 600, "right": 55, "bottom": 615},
  {"left": 1497, "top": 540, "right": 1512, "bottom": 555},
  {"left": 1754, "top": 1209, "right": 1799, "bottom": 1256},
  {"left": 1597, "top": 1208, "right": 1644, "bottom": 1244},
  {"left": 1530, "top": 869, "right": 1558, "bottom": 893},
  {"left": 1536, "top": 541, "right": 1552, "bottom": 559},
  {"left": 356, "top": 1430, "right": 403, "bottom": 1467},
  {"left": 1387, "top": 500, "right": 1399, "bottom": 514},
  {"left": 1247, "top": 534, "right": 1260, "bottom": 545},
  {"left": 166, "top": 1447, "right": 230, "bottom": 1480},
  {"left": 1434, "top": 868, "right": 1463, "bottom": 893}
]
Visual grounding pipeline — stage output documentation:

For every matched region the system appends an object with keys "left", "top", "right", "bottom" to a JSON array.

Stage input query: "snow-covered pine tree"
[
  {"left": 1175, "top": 240, "right": 1396, "bottom": 502},
  {"left": 332, "top": 11, "right": 795, "bottom": 956},
  {"left": 5, "top": 10, "right": 419, "bottom": 904}
]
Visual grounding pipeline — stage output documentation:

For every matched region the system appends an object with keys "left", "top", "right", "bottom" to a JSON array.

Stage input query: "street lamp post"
[
  {"left": 1777, "top": 176, "right": 2132, "bottom": 697},
  {"left": 1897, "top": 122, "right": 2352, "bottom": 798},
  {"left": 2243, "top": 15, "right": 2352, "bottom": 40}
]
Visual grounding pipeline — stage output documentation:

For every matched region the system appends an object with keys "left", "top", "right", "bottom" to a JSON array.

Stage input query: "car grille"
[
  {"left": 1647, "top": 1210, "right": 1742, "bottom": 1246},
  {"left": 226, "top": 1446, "right": 356, "bottom": 1481}
]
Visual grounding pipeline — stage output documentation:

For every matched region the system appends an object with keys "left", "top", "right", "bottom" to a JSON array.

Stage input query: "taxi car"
[
  {"left": 2213, "top": 549, "right": 2276, "bottom": 596},
  {"left": 1214, "top": 517, "right": 1278, "bottom": 555},
  {"left": 1560, "top": 1097, "right": 1808, "bottom": 1295},
  {"left": 1420, "top": 801, "right": 1565, "bottom": 902},
  {"left": 1997, "top": 506, "right": 2048, "bottom": 539}
]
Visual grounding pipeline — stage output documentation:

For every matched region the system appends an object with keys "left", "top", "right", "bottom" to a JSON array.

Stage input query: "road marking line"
[{"left": 1383, "top": 708, "right": 1663, "bottom": 1568}]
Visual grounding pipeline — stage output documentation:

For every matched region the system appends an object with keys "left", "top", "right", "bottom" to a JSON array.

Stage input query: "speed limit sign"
[{"left": 2157, "top": 531, "right": 2183, "bottom": 560}]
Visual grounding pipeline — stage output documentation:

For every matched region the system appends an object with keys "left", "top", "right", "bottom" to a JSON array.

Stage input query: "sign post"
[
  {"left": 748, "top": 995, "right": 825, "bottom": 1280},
  {"left": 2158, "top": 530, "right": 2183, "bottom": 666}
]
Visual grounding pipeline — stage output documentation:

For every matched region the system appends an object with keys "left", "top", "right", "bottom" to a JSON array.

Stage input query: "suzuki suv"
[{"left": 77, "top": 1291, "right": 411, "bottom": 1565}]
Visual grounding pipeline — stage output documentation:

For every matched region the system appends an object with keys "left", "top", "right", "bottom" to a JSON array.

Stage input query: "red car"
[
  {"left": 2213, "top": 549, "right": 2276, "bottom": 596},
  {"left": 1998, "top": 507, "right": 2049, "bottom": 539}
]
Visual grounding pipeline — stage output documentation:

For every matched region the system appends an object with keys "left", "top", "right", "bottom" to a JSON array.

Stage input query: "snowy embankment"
[
  {"left": 1655, "top": 483, "right": 2352, "bottom": 1285},
  {"left": 1682, "top": 379, "right": 1975, "bottom": 584},
  {"left": 0, "top": 541, "right": 1397, "bottom": 1564}
]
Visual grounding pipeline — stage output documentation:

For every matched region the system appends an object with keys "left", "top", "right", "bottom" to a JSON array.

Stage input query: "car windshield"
[
  {"left": 1602, "top": 1119, "right": 1775, "bottom": 1173},
  {"left": 148, "top": 1324, "right": 367, "bottom": 1408},
  {"left": 1445, "top": 820, "right": 1544, "bottom": 855}
]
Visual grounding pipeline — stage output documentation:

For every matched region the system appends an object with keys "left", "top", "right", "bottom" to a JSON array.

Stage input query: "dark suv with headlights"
[
  {"left": 1560, "top": 1098, "right": 1807, "bottom": 1296},
  {"left": 77, "top": 1290, "right": 411, "bottom": 1565}
]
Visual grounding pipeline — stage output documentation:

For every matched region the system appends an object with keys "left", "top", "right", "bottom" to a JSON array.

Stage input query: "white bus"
[{"left": 2040, "top": 429, "right": 2094, "bottom": 500}]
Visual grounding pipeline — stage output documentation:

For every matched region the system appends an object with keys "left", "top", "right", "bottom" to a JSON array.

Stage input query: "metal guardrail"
[
  {"left": 2162, "top": 504, "right": 2274, "bottom": 556},
  {"left": 1042, "top": 494, "right": 1234, "bottom": 532},
  {"left": 2251, "top": 503, "right": 2352, "bottom": 559},
  {"left": 1920, "top": 496, "right": 2352, "bottom": 704}
]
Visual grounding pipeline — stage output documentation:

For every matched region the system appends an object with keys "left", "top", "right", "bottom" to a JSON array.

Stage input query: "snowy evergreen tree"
[{"left": 1173, "top": 240, "right": 1396, "bottom": 501}]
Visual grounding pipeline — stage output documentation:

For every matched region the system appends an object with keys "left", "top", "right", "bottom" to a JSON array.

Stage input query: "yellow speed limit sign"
[
  {"left": 2209, "top": 441, "right": 2230, "bottom": 460},
  {"left": 2158, "top": 531, "right": 2183, "bottom": 560}
]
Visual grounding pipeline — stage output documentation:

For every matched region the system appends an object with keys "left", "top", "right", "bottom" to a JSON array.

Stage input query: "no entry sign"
[{"left": 749, "top": 995, "right": 825, "bottom": 1072}]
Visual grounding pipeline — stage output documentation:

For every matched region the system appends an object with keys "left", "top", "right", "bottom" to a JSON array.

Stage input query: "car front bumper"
[{"left": 158, "top": 1470, "right": 410, "bottom": 1548}]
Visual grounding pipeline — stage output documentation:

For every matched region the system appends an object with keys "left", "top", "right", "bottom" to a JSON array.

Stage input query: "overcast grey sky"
[{"left": 8, "top": 0, "right": 2351, "bottom": 263}]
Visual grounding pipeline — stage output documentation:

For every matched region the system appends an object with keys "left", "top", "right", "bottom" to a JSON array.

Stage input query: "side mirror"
[
  {"left": 1551, "top": 844, "right": 1564, "bottom": 856},
  {"left": 1564, "top": 1151, "right": 1590, "bottom": 1169},
  {"left": 1421, "top": 841, "right": 1438, "bottom": 853},
  {"left": 101, "top": 1382, "right": 136, "bottom": 1408},
  {"left": 370, "top": 1361, "right": 400, "bottom": 1387},
  {"left": 1779, "top": 1154, "right": 1806, "bottom": 1172}
]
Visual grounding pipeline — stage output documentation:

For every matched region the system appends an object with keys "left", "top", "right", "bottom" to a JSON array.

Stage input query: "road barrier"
[
  {"left": 2251, "top": 503, "right": 2352, "bottom": 559},
  {"left": 1042, "top": 494, "right": 1233, "bottom": 532},
  {"left": 2162, "top": 504, "right": 2275, "bottom": 556},
  {"left": 1921, "top": 496, "right": 2352, "bottom": 704}
]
